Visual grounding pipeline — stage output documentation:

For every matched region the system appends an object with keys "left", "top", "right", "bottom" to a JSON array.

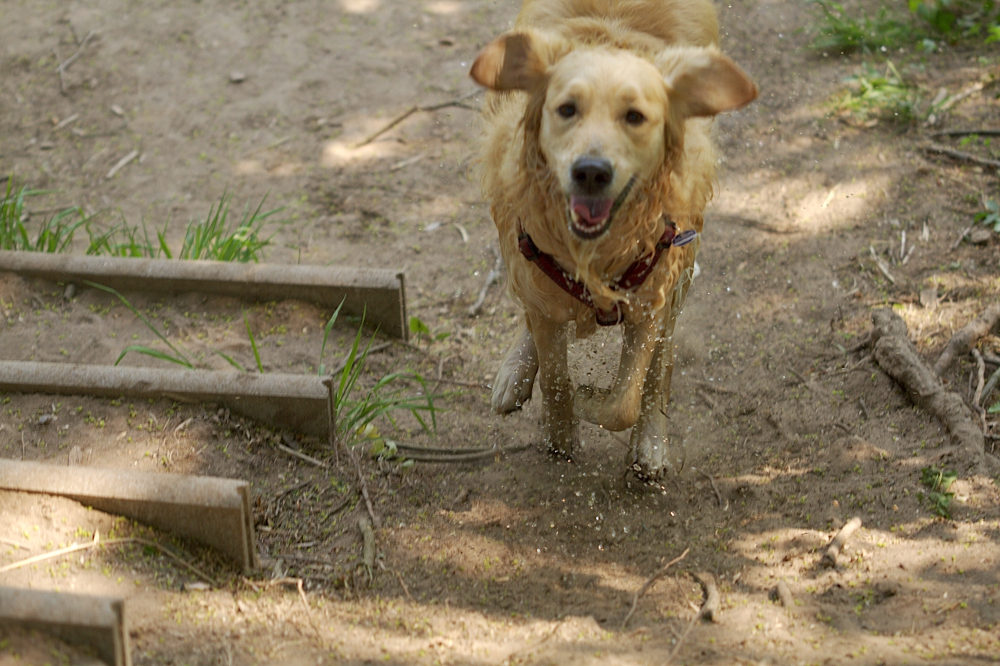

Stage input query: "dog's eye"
[
  {"left": 625, "top": 109, "right": 646, "bottom": 126},
  {"left": 556, "top": 103, "right": 577, "bottom": 119}
]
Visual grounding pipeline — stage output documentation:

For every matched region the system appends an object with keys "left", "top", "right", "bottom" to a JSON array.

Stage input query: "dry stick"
[
  {"left": 821, "top": 516, "right": 862, "bottom": 568},
  {"left": 105, "top": 149, "right": 140, "bottom": 180},
  {"left": 358, "top": 516, "right": 375, "bottom": 577},
  {"left": 55, "top": 29, "right": 97, "bottom": 94},
  {"left": 869, "top": 245, "right": 897, "bottom": 285},
  {"left": 620, "top": 547, "right": 689, "bottom": 630},
  {"left": 468, "top": 245, "right": 504, "bottom": 317},
  {"left": 932, "top": 129, "right": 1000, "bottom": 137},
  {"left": 394, "top": 570, "right": 414, "bottom": 603},
  {"left": 934, "top": 303, "right": 1000, "bottom": 376},
  {"left": 981, "top": 365, "right": 1000, "bottom": 407},
  {"left": 276, "top": 442, "right": 328, "bottom": 468},
  {"left": 951, "top": 225, "right": 974, "bottom": 251},
  {"left": 352, "top": 448, "right": 380, "bottom": 530},
  {"left": 0, "top": 533, "right": 217, "bottom": 586},
  {"left": 664, "top": 603, "right": 701, "bottom": 666},
  {"left": 870, "top": 309, "right": 993, "bottom": 472},
  {"left": 354, "top": 91, "right": 479, "bottom": 148},
  {"left": 695, "top": 468, "right": 723, "bottom": 507},
  {"left": 973, "top": 349, "right": 987, "bottom": 409},
  {"left": 972, "top": 349, "right": 989, "bottom": 433},
  {"left": 924, "top": 144, "right": 1000, "bottom": 170}
]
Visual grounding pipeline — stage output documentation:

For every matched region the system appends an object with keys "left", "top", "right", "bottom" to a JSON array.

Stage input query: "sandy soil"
[{"left": 2, "top": 0, "right": 1000, "bottom": 664}]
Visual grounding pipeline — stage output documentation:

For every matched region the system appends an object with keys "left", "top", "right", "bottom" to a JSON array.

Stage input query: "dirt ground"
[{"left": 3, "top": 0, "right": 1000, "bottom": 664}]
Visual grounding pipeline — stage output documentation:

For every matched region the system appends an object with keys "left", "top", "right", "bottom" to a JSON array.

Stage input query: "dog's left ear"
[
  {"left": 657, "top": 47, "right": 757, "bottom": 118},
  {"left": 470, "top": 30, "right": 563, "bottom": 91}
]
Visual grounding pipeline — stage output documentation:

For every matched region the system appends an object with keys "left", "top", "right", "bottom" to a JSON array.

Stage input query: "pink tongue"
[{"left": 571, "top": 196, "right": 613, "bottom": 226}]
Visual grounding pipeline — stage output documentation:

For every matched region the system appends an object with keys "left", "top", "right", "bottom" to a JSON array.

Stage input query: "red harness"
[{"left": 517, "top": 218, "right": 697, "bottom": 326}]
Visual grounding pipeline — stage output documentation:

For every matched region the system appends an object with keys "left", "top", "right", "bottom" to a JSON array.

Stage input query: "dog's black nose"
[{"left": 571, "top": 158, "right": 613, "bottom": 195}]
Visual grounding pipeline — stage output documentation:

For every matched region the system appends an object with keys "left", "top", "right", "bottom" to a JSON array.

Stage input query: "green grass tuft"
[
  {"left": 85, "top": 191, "right": 283, "bottom": 262},
  {"left": 1, "top": 177, "right": 90, "bottom": 253},
  {"left": 919, "top": 466, "right": 958, "bottom": 518},
  {"left": 832, "top": 61, "right": 921, "bottom": 125}
]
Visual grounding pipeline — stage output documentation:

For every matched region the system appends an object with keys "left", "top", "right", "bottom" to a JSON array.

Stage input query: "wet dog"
[{"left": 470, "top": 0, "right": 756, "bottom": 478}]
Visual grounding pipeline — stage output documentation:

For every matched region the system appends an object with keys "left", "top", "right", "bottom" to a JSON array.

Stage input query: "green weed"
[
  {"left": 1, "top": 178, "right": 90, "bottom": 252},
  {"left": 85, "top": 192, "right": 283, "bottom": 262},
  {"left": 974, "top": 199, "right": 1000, "bottom": 233},
  {"left": 810, "top": 0, "right": 916, "bottom": 53},
  {"left": 330, "top": 309, "right": 439, "bottom": 451},
  {"left": 833, "top": 61, "right": 921, "bottom": 125},
  {"left": 83, "top": 281, "right": 195, "bottom": 369},
  {"left": 919, "top": 466, "right": 958, "bottom": 518}
]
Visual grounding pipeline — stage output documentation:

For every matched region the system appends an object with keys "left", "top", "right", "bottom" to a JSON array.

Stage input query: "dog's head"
[{"left": 471, "top": 30, "right": 757, "bottom": 240}]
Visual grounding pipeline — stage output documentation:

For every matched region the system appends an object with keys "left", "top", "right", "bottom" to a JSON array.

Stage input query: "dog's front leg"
[
  {"left": 526, "top": 311, "right": 576, "bottom": 458},
  {"left": 574, "top": 317, "right": 658, "bottom": 431},
  {"left": 629, "top": 278, "right": 690, "bottom": 479},
  {"left": 491, "top": 324, "right": 539, "bottom": 414}
]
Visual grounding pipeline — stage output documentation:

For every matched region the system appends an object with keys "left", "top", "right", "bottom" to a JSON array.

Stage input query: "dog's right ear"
[{"left": 470, "top": 31, "right": 558, "bottom": 91}]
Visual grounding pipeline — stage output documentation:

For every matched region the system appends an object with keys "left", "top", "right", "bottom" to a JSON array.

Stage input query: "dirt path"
[{"left": 2, "top": 1, "right": 1000, "bottom": 664}]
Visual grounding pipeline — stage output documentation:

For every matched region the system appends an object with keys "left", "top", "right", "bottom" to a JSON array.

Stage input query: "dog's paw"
[
  {"left": 628, "top": 430, "right": 671, "bottom": 480},
  {"left": 490, "top": 328, "right": 539, "bottom": 414}
]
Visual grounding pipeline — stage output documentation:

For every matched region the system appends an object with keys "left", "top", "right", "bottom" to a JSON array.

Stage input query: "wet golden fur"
[{"left": 471, "top": 0, "right": 756, "bottom": 475}]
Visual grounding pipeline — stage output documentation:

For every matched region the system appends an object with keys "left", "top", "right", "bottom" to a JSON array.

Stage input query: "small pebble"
[
  {"left": 38, "top": 414, "right": 55, "bottom": 425},
  {"left": 64, "top": 283, "right": 76, "bottom": 300},
  {"left": 229, "top": 71, "right": 247, "bottom": 83}
]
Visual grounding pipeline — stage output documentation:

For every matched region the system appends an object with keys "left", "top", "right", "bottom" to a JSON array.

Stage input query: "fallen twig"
[
  {"left": 276, "top": 443, "right": 329, "bottom": 468},
  {"left": 394, "top": 570, "right": 414, "bottom": 602},
  {"left": 695, "top": 468, "right": 724, "bottom": 507},
  {"left": 468, "top": 244, "right": 504, "bottom": 317},
  {"left": 352, "top": 447, "right": 380, "bottom": 530},
  {"left": 951, "top": 225, "right": 974, "bottom": 251},
  {"left": 924, "top": 144, "right": 1000, "bottom": 170},
  {"left": 870, "top": 309, "right": 995, "bottom": 473},
  {"left": 0, "top": 531, "right": 216, "bottom": 585},
  {"left": 869, "top": 245, "right": 896, "bottom": 285},
  {"left": 354, "top": 91, "right": 479, "bottom": 148},
  {"left": 358, "top": 516, "right": 375, "bottom": 579},
  {"left": 973, "top": 349, "right": 987, "bottom": 410},
  {"left": 620, "top": 547, "right": 689, "bottom": 630},
  {"left": 981, "top": 364, "right": 1000, "bottom": 408},
  {"left": 105, "top": 149, "right": 140, "bottom": 179},
  {"left": 858, "top": 397, "right": 871, "bottom": 420},
  {"left": 931, "top": 129, "right": 1000, "bottom": 138},
  {"left": 821, "top": 516, "right": 862, "bottom": 568},
  {"left": 55, "top": 29, "right": 97, "bottom": 94},
  {"left": 664, "top": 602, "right": 700, "bottom": 666},
  {"left": 933, "top": 303, "right": 1000, "bottom": 376}
]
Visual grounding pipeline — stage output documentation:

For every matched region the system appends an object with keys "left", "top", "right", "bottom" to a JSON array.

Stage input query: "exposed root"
[
  {"left": 870, "top": 309, "right": 998, "bottom": 474},
  {"left": 933, "top": 303, "right": 1000, "bottom": 376}
]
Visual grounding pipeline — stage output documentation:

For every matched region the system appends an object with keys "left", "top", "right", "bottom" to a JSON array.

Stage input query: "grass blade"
[
  {"left": 83, "top": 281, "right": 193, "bottom": 368},
  {"left": 214, "top": 350, "right": 246, "bottom": 372},
  {"left": 318, "top": 298, "right": 347, "bottom": 375},
  {"left": 243, "top": 310, "right": 263, "bottom": 373}
]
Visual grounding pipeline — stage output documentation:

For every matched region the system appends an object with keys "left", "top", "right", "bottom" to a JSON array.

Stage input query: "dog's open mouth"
[{"left": 567, "top": 177, "right": 636, "bottom": 239}]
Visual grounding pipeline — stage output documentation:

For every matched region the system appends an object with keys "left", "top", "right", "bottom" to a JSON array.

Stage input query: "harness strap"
[{"left": 517, "top": 217, "right": 695, "bottom": 326}]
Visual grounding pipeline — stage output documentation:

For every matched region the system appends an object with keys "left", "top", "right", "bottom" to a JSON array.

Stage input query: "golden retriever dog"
[{"left": 470, "top": 0, "right": 756, "bottom": 478}]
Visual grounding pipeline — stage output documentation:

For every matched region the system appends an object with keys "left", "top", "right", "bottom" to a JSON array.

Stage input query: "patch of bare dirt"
[{"left": 2, "top": 0, "right": 1000, "bottom": 665}]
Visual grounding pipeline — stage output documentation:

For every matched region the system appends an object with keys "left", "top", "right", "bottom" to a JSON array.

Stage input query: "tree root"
[
  {"left": 870, "top": 309, "right": 1000, "bottom": 475},
  {"left": 932, "top": 303, "right": 1000, "bottom": 377}
]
